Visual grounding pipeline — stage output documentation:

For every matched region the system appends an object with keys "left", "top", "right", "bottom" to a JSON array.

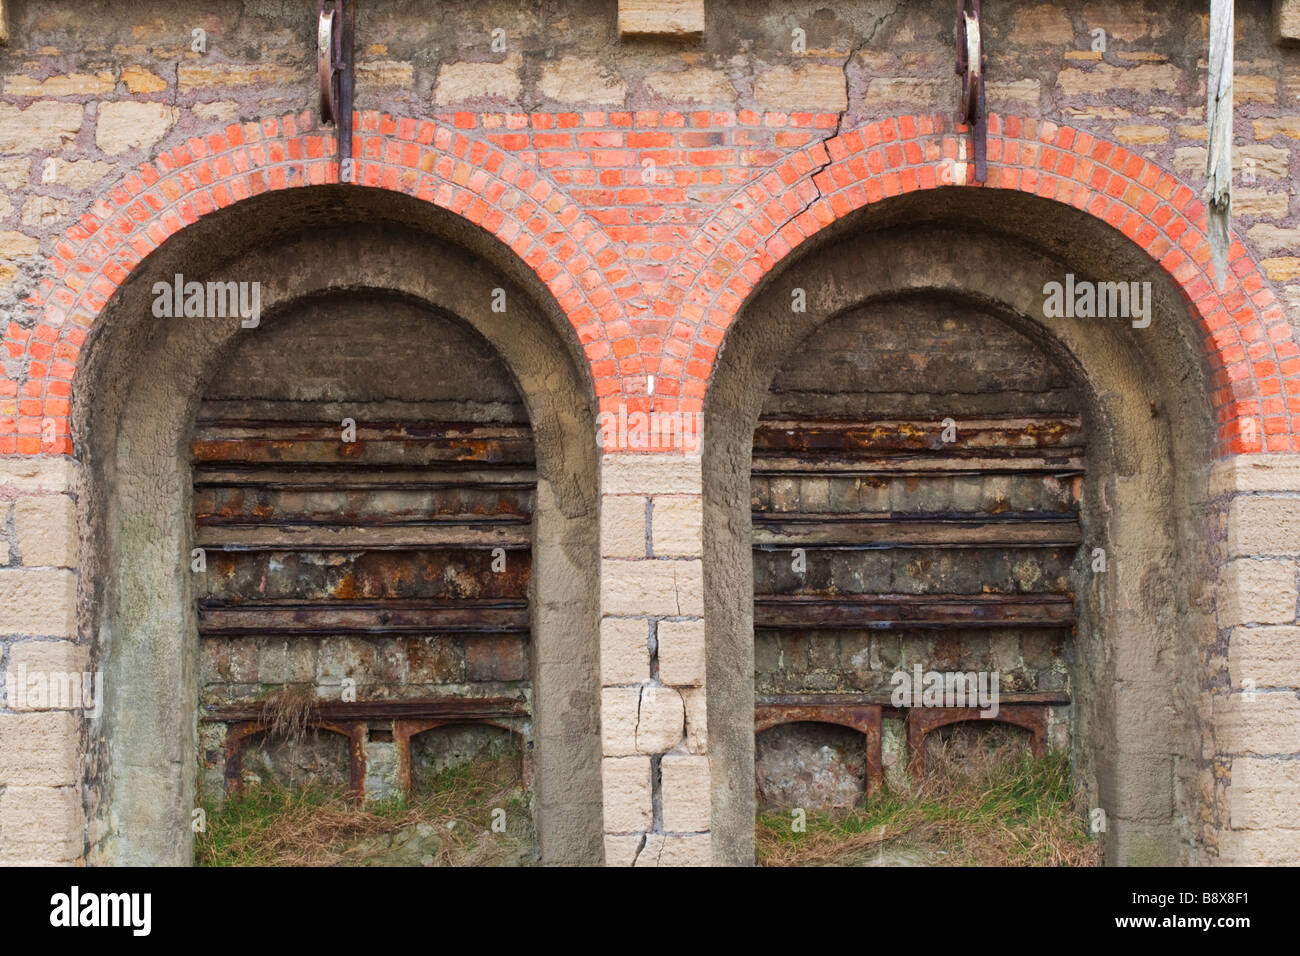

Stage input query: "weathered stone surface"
[
  {"left": 1234, "top": 190, "right": 1290, "bottom": 218},
  {"left": 602, "top": 453, "right": 700, "bottom": 496},
  {"left": 756, "top": 721, "right": 868, "bottom": 810},
  {"left": 680, "top": 686, "right": 707, "bottom": 754},
  {"left": 95, "top": 101, "right": 178, "bottom": 155},
  {"left": 755, "top": 65, "right": 848, "bottom": 112},
  {"left": 1009, "top": 4, "right": 1074, "bottom": 44},
  {"left": 0, "top": 712, "right": 79, "bottom": 785},
  {"left": 1278, "top": 0, "right": 1300, "bottom": 45},
  {"left": 1230, "top": 758, "right": 1300, "bottom": 828},
  {"left": 192, "top": 101, "right": 241, "bottom": 122},
  {"left": 21, "top": 195, "right": 70, "bottom": 227},
  {"left": 434, "top": 54, "right": 522, "bottom": 105},
  {"left": 1213, "top": 692, "right": 1300, "bottom": 755},
  {"left": 1247, "top": 224, "right": 1300, "bottom": 254},
  {"left": 1081, "top": 1, "right": 1165, "bottom": 40},
  {"left": 1237, "top": 74, "right": 1277, "bottom": 104},
  {"left": 1229, "top": 497, "right": 1300, "bottom": 556},
  {"left": 618, "top": 0, "right": 704, "bottom": 37},
  {"left": 600, "top": 686, "right": 641, "bottom": 756},
  {"left": 3, "top": 72, "right": 114, "bottom": 97},
  {"left": 601, "top": 558, "right": 703, "bottom": 616},
  {"left": 7, "top": 641, "right": 90, "bottom": 712},
  {"left": 601, "top": 494, "right": 647, "bottom": 558},
  {"left": 601, "top": 755, "right": 651, "bottom": 832},
  {"left": 633, "top": 831, "right": 711, "bottom": 865},
  {"left": 1255, "top": 116, "right": 1300, "bottom": 139},
  {"left": 644, "top": 68, "right": 736, "bottom": 103},
  {"left": 1107, "top": 751, "right": 1174, "bottom": 820},
  {"left": 0, "top": 458, "right": 78, "bottom": 494},
  {"left": 539, "top": 57, "right": 625, "bottom": 105},
  {"left": 864, "top": 77, "right": 946, "bottom": 107},
  {"left": 14, "top": 494, "right": 77, "bottom": 567},
  {"left": 121, "top": 66, "right": 167, "bottom": 94},
  {"left": 1218, "top": 827, "right": 1300, "bottom": 865},
  {"left": 0, "top": 157, "right": 30, "bottom": 188},
  {"left": 1058, "top": 63, "right": 1180, "bottom": 96},
  {"left": 1217, "top": 560, "right": 1298, "bottom": 628},
  {"left": 1262, "top": 257, "right": 1300, "bottom": 281},
  {"left": 357, "top": 60, "right": 416, "bottom": 87},
  {"left": 40, "top": 158, "right": 112, "bottom": 189},
  {"left": 0, "top": 569, "right": 78, "bottom": 637},
  {"left": 600, "top": 681, "right": 685, "bottom": 755},
  {"left": 600, "top": 616, "right": 650, "bottom": 684},
  {"left": 635, "top": 684, "right": 684, "bottom": 753},
  {"left": 1175, "top": 144, "right": 1289, "bottom": 180},
  {"left": 177, "top": 63, "right": 298, "bottom": 90},
  {"left": 1114, "top": 124, "right": 1169, "bottom": 145},
  {"left": 0, "top": 230, "right": 38, "bottom": 258},
  {"left": 985, "top": 79, "right": 1040, "bottom": 105},
  {"left": 603, "top": 832, "right": 643, "bottom": 865},
  {"left": 656, "top": 618, "right": 705, "bottom": 686},
  {"left": 1230, "top": 625, "right": 1300, "bottom": 688},
  {"left": 0, "top": 786, "right": 83, "bottom": 862},
  {"left": 0, "top": 102, "right": 82, "bottom": 153},
  {"left": 661, "top": 753, "right": 710, "bottom": 832},
  {"left": 650, "top": 495, "right": 701, "bottom": 557}
]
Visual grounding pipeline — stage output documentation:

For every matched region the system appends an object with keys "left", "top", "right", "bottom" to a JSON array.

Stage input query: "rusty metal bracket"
[
  {"left": 318, "top": 0, "right": 356, "bottom": 178},
  {"left": 906, "top": 703, "right": 1053, "bottom": 780},
  {"left": 955, "top": 0, "right": 987, "bottom": 183},
  {"left": 756, "top": 698, "right": 884, "bottom": 796}
]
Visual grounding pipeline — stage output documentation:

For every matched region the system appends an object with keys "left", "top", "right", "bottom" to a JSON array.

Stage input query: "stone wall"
[
  {"left": 0, "top": 0, "right": 1298, "bottom": 865},
  {"left": 1207, "top": 455, "right": 1300, "bottom": 865}
]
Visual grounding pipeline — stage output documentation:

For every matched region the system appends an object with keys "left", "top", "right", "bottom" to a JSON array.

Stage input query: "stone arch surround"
[
  {"left": 73, "top": 202, "right": 602, "bottom": 865},
  {"left": 703, "top": 213, "right": 1221, "bottom": 865}
]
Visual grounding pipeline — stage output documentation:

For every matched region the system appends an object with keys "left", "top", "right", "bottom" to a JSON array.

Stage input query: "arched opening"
[
  {"left": 73, "top": 185, "right": 602, "bottom": 865},
  {"left": 755, "top": 722, "right": 869, "bottom": 810},
  {"left": 704, "top": 188, "right": 1218, "bottom": 866}
]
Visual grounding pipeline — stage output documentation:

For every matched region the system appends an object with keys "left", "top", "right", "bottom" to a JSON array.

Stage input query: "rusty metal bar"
[
  {"left": 754, "top": 416, "right": 1084, "bottom": 453},
  {"left": 193, "top": 470, "right": 536, "bottom": 489},
  {"left": 752, "top": 514, "right": 1082, "bottom": 550},
  {"left": 192, "top": 421, "right": 536, "bottom": 468},
  {"left": 197, "top": 598, "right": 530, "bottom": 636},
  {"left": 201, "top": 696, "right": 530, "bottom": 723},
  {"left": 756, "top": 691, "right": 1071, "bottom": 708},
  {"left": 194, "top": 521, "right": 531, "bottom": 551},
  {"left": 753, "top": 593, "right": 1075, "bottom": 629},
  {"left": 753, "top": 416, "right": 1084, "bottom": 475}
]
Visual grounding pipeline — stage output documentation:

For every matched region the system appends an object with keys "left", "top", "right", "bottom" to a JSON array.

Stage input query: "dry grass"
[
  {"left": 256, "top": 686, "right": 317, "bottom": 746},
  {"left": 756, "top": 735, "right": 1102, "bottom": 868},
  {"left": 195, "top": 745, "right": 535, "bottom": 867}
]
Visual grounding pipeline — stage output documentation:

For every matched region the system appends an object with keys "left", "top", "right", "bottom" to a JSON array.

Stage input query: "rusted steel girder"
[
  {"left": 216, "top": 703, "right": 531, "bottom": 805},
  {"left": 193, "top": 420, "right": 536, "bottom": 468},
  {"left": 753, "top": 593, "right": 1075, "bottom": 630},
  {"left": 906, "top": 702, "right": 1052, "bottom": 780},
  {"left": 752, "top": 514, "right": 1082, "bottom": 550}
]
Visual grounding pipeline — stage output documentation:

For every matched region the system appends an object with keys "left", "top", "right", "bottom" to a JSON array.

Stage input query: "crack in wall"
[
  {"left": 765, "top": 2, "right": 903, "bottom": 248},
  {"left": 628, "top": 829, "right": 648, "bottom": 865}
]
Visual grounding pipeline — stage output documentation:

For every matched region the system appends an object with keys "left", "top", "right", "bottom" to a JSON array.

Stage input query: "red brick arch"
[
  {"left": 1, "top": 109, "right": 626, "bottom": 455},
  {"left": 4, "top": 109, "right": 1296, "bottom": 456},
  {"left": 653, "top": 112, "right": 1299, "bottom": 455}
]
